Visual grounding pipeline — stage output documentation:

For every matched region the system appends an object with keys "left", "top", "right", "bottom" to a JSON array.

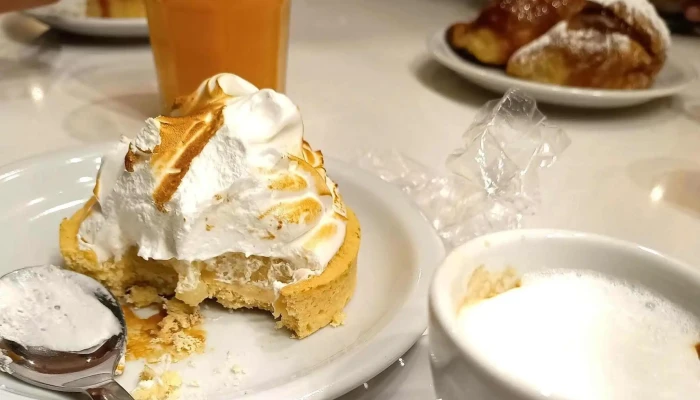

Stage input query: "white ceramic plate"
[
  {"left": 0, "top": 144, "right": 445, "bottom": 400},
  {"left": 427, "top": 29, "right": 698, "bottom": 108},
  {"left": 24, "top": 10, "right": 148, "bottom": 38}
]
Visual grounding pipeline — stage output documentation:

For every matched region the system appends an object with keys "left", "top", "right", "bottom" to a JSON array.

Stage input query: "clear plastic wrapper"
[{"left": 356, "top": 89, "right": 570, "bottom": 250}]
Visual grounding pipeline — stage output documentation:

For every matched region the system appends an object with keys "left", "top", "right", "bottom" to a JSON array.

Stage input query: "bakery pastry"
[
  {"left": 59, "top": 73, "right": 360, "bottom": 339},
  {"left": 446, "top": 0, "right": 587, "bottom": 65},
  {"left": 506, "top": 0, "right": 671, "bottom": 89},
  {"left": 87, "top": 0, "right": 146, "bottom": 18}
]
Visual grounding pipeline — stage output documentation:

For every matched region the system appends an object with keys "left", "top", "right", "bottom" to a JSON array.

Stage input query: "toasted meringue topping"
[
  {"left": 259, "top": 197, "right": 324, "bottom": 225},
  {"left": 78, "top": 74, "right": 347, "bottom": 289},
  {"left": 150, "top": 108, "right": 226, "bottom": 211},
  {"left": 303, "top": 223, "right": 339, "bottom": 251},
  {"left": 267, "top": 172, "right": 308, "bottom": 191}
]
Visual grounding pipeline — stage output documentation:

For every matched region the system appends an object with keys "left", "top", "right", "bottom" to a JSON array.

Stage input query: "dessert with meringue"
[{"left": 59, "top": 73, "right": 360, "bottom": 339}]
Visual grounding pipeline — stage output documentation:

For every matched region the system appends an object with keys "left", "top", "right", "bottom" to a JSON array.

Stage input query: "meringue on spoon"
[{"left": 0, "top": 265, "right": 132, "bottom": 399}]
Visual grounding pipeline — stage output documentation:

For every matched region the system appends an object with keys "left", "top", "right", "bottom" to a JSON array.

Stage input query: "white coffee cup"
[{"left": 428, "top": 229, "right": 700, "bottom": 400}]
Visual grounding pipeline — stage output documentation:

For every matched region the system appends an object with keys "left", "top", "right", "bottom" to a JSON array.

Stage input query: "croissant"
[
  {"left": 505, "top": 0, "right": 670, "bottom": 89},
  {"left": 446, "top": 0, "right": 587, "bottom": 66}
]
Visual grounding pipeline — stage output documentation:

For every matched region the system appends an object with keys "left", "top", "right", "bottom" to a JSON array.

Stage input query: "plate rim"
[
  {"left": 0, "top": 143, "right": 446, "bottom": 400},
  {"left": 427, "top": 28, "right": 698, "bottom": 103},
  {"left": 23, "top": 10, "right": 148, "bottom": 37}
]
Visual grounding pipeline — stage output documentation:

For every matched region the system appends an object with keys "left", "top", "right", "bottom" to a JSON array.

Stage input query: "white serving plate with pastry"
[
  {"left": 0, "top": 144, "right": 445, "bottom": 400},
  {"left": 428, "top": 29, "right": 697, "bottom": 109},
  {"left": 24, "top": 10, "right": 148, "bottom": 38}
]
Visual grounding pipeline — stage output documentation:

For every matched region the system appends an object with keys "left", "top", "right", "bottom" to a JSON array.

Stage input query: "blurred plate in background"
[
  {"left": 24, "top": 9, "right": 147, "bottom": 38},
  {"left": 428, "top": 28, "right": 697, "bottom": 109}
]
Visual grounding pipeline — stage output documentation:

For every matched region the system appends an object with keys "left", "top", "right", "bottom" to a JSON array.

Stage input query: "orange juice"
[{"left": 144, "top": 0, "right": 290, "bottom": 112}]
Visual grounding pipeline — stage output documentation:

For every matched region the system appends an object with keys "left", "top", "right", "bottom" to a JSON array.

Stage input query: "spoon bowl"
[{"left": 0, "top": 266, "right": 133, "bottom": 399}]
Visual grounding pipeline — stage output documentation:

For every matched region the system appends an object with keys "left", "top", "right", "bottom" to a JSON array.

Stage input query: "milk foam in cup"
[{"left": 457, "top": 268, "right": 700, "bottom": 400}]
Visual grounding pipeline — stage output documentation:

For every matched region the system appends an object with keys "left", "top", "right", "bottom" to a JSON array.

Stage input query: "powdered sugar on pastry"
[
  {"left": 511, "top": 21, "right": 631, "bottom": 62},
  {"left": 588, "top": 0, "right": 671, "bottom": 49}
]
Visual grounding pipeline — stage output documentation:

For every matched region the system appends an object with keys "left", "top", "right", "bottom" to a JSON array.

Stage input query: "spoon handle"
[{"left": 85, "top": 379, "right": 134, "bottom": 400}]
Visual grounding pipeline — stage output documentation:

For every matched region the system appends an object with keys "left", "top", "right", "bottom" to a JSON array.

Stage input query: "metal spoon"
[{"left": 0, "top": 266, "right": 133, "bottom": 400}]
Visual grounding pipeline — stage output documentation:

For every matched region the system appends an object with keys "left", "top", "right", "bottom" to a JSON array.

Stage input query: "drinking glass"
[{"left": 144, "top": 0, "right": 290, "bottom": 112}]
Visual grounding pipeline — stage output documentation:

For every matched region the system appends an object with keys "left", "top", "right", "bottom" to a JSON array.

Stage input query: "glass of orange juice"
[{"left": 144, "top": 0, "right": 290, "bottom": 112}]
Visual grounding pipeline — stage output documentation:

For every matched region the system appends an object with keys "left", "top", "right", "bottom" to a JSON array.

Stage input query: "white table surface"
[{"left": 1, "top": 0, "right": 700, "bottom": 399}]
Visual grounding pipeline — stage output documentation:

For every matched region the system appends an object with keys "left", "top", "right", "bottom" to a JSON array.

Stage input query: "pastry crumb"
[
  {"left": 124, "top": 298, "right": 205, "bottom": 363},
  {"left": 330, "top": 312, "right": 346, "bottom": 327},
  {"left": 114, "top": 355, "right": 125, "bottom": 376},
  {"left": 126, "top": 286, "right": 164, "bottom": 308},
  {"left": 463, "top": 266, "right": 521, "bottom": 307},
  {"left": 223, "top": 379, "right": 241, "bottom": 388},
  {"left": 231, "top": 364, "right": 245, "bottom": 375},
  {"left": 132, "top": 359, "right": 182, "bottom": 400},
  {"left": 154, "top": 299, "right": 206, "bottom": 360}
]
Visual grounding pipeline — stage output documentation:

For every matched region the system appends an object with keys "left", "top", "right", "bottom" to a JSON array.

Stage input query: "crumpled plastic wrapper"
[{"left": 356, "top": 89, "right": 570, "bottom": 250}]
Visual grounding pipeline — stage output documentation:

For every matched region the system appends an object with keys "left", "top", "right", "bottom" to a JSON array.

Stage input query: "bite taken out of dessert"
[
  {"left": 59, "top": 73, "right": 361, "bottom": 343},
  {"left": 446, "top": 0, "right": 671, "bottom": 89}
]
